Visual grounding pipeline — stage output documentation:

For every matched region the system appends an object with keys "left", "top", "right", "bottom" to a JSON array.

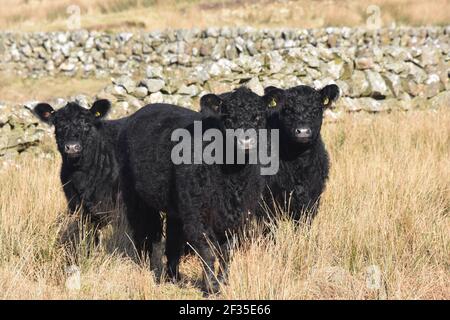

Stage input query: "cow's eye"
[
  {"left": 224, "top": 119, "right": 233, "bottom": 127},
  {"left": 80, "top": 122, "right": 90, "bottom": 131}
]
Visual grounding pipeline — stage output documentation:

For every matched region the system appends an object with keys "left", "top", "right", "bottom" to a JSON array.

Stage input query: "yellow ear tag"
[
  {"left": 269, "top": 98, "right": 277, "bottom": 108},
  {"left": 323, "top": 97, "right": 330, "bottom": 105},
  {"left": 95, "top": 111, "right": 101, "bottom": 117}
]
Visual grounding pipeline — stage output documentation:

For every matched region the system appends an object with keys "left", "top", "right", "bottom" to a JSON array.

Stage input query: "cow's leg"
[
  {"left": 60, "top": 168, "right": 79, "bottom": 212},
  {"left": 184, "top": 225, "right": 219, "bottom": 293},
  {"left": 197, "top": 239, "right": 219, "bottom": 294},
  {"left": 290, "top": 183, "right": 323, "bottom": 227},
  {"left": 290, "top": 184, "right": 309, "bottom": 222},
  {"left": 165, "top": 215, "right": 184, "bottom": 281},
  {"left": 121, "top": 181, "right": 162, "bottom": 265},
  {"left": 131, "top": 202, "right": 162, "bottom": 261},
  {"left": 217, "top": 242, "right": 231, "bottom": 285}
]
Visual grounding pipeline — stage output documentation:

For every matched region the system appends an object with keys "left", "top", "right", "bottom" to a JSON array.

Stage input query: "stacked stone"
[
  {"left": 100, "top": 41, "right": 449, "bottom": 115},
  {"left": 1, "top": 26, "right": 449, "bottom": 78},
  {"left": 0, "top": 103, "right": 50, "bottom": 168}
]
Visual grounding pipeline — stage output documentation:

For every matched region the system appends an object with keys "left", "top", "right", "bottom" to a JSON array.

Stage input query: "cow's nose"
[
  {"left": 64, "top": 142, "right": 82, "bottom": 154},
  {"left": 295, "top": 128, "right": 312, "bottom": 138}
]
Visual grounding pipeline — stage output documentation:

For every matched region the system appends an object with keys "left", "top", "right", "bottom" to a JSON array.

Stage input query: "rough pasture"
[{"left": 0, "top": 109, "right": 448, "bottom": 299}]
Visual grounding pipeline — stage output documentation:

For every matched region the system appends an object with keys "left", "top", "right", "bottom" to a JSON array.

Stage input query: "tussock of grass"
[{"left": 0, "top": 109, "right": 448, "bottom": 299}]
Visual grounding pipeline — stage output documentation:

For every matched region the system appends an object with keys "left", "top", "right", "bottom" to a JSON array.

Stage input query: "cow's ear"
[
  {"left": 263, "top": 87, "right": 285, "bottom": 111},
  {"left": 33, "top": 103, "right": 55, "bottom": 125},
  {"left": 200, "top": 94, "right": 223, "bottom": 115},
  {"left": 320, "top": 84, "right": 340, "bottom": 108},
  {"left": 264, "top": 86, "right": 280, "bottom": 95},
  {"left": 90, "top": 99, "right": 111, "bottom": 119}
]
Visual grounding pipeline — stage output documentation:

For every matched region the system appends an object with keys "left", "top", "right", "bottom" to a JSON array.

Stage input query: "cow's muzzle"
[
  {"left": 64, "top": 142, "right": 82, "bottom": 157},
  {"left": 294, "top": 127, "right": 313, "bottom": 143}
]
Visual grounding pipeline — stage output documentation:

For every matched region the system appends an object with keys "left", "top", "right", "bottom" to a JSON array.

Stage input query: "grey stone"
[
  {"left": 401, "top": 76, "right": 423, "bottom": 97},
  {"left": 147, "top": 92, "right": 164, "bottom": 104},
  {"left": 145, "top": 66, "right": 164, "bottom": 79},
  {"left": 382, "top": 73, "right": 402, "bottom": 97},
  {"left": 359, "top": 97, "right": 389, "bottom": 113},
  {"left": 424, "top": 74, "right": 443, "bottom": 98},
  {"left": 245, "top": 77, "right": 264, "bottom": 96},
  {"left": 118, "top": 32, "right": 133, "bottom": 43},
  {"left": 428, "top": 91, "right": 450, "bottom": 109},
  {"left": 111, "top": 85, "right": 128, "bottom": 97},
  {"left": 225, "top": 43, "right": 238, "bottom": 60},
  {"left": 265, "top": 51, "right": 285, "bottom": 74},
  {"left": 133, "top": 86, "right": 149, "bottom": 98},
  {"left": 127, "top": 96, "right": 144, "bottom": 111},
  {"left": 302, "top": 53, "right": 320, "bottom": 68},
  {"left": 355, "top": 56, "right": 374, "bottom": 70},
  {"left": 113, "top": 76, "right": 136, "bottom": 94},
  {"left": 421, "top": 47, "right": 441, "bottom": 66},
  {"left": 85, "top": 37, "right": 95, "bottom": 50},
  {"left": 406, "top": 62, "right": 428, "bottom": 83},
  {"left": 365, "top": 70, "right": 390, "bottom": 97},
  {"left": 237, "top": 55, "right": 262, "bottom": 73},
  {"left": 177, "top": 84, "right": 199, "bottom": 96},
  {"left": 349, "top": 70, "right": 371, "bottom": 97},
  {"left": 141, "top": 79, "right": 165, "bottom": 93},
  {"left": 189, "top": 65, "right": 210, "bottom": 84},
  {"left": 59, "top": 62, "right": 76, "bottom": 72},
  {"left": 21, "top": 45, "right": 33, "bottom": 57},
  {"left": 336, "top": 97, "right": 362, "bottom": 112}
]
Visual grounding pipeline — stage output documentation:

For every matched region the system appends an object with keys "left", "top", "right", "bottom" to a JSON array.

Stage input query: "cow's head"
[
  {"left": 200, "top": 87, "right": 268, "bottom": 152},
  {"left": 33, "top": 99, "right": 111, "bottom": 161},
  {"left": 264, "top": 84, "right": 339, "bottom": 145}
]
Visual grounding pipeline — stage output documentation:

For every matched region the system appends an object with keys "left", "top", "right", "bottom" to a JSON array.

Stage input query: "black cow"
[
  {"left": 117, "top": 87, "right": 271, "bottom": 291},
  {"left": 262, "top": 84, "right": 339, "bottom": 222},
  {"left": 33, "top": 100, "right": 125, "bottom": 230}
]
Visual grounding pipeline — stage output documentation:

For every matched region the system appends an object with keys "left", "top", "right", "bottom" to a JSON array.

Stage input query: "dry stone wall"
[{"left": 0, "top": 26, "right": 449, "bottom": 166}]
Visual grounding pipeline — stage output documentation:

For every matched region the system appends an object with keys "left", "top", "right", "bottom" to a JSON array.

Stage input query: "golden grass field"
[
  {"left": 0, "top": 108, "right": 448, "bottom": 299},
  {"left": 1, "top": 0, "right": 449, "bottom": 32}
]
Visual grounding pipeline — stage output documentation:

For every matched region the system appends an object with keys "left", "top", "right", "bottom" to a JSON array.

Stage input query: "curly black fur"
[
  {"left": 116, "top": 104, "right": 197, "bottom": 259},
  {"left": 33, "top": 100, "right": 124, "bottom": 228},
  {"left": 263, "top": 84, "right": 339, "bottom": 221},
  {"left": 117, "top": 87, "right": 269, "bottom": 289}
]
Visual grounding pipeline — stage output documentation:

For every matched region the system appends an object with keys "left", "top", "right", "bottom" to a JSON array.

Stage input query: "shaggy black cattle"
[
  {"left": 33, "top": 100, "right": 125, "bottom": 229},
  {"left": 117, "top": 87, "right": 270, "bottom": 290},
  {"left": 262, "top": 84, "right": 340, "bottom": 222}
]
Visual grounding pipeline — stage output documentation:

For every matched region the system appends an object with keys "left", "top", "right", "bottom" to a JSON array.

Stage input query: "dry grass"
[
  {"left": 0, "top": 108, "right": 449, "bottom": 299},
  {"left": 0, "top": 72, "right": 110, "bottom": 103},
  {"left": 1, "top": 0, "right": 449, "bottom": 32}
]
